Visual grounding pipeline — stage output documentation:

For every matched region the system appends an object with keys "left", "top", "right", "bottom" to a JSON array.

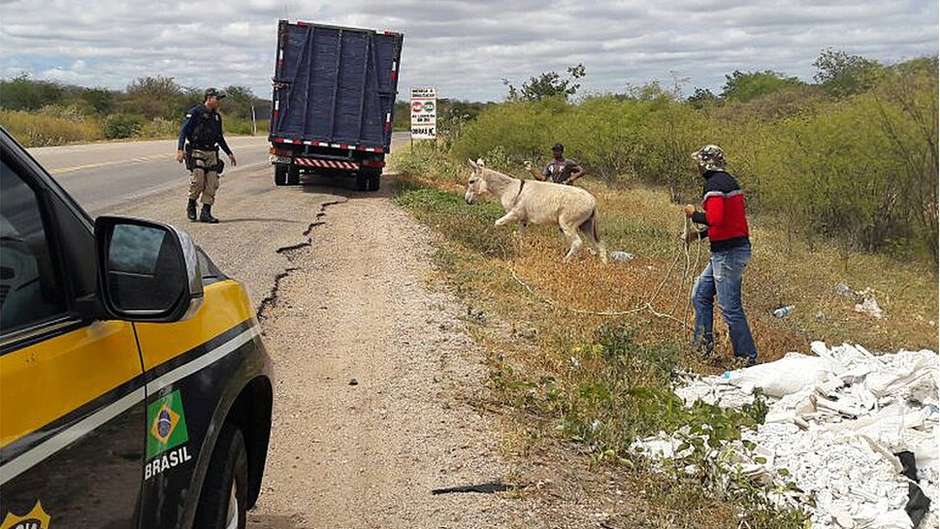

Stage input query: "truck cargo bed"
[{"left": 270, "top": 21, "right": 403, "bottom": 151}]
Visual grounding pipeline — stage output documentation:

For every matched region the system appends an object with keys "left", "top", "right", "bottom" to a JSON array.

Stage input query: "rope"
[
  {"left": 508, "top": 214, "right": 704, "bottom": 331},
  {"left": 684, "top": 217, "right": 704, "bottom": 342}
]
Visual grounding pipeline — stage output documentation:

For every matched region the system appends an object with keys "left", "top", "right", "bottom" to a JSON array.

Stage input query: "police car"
[{"left": 0, "top": 127, "right": 273, "bottom": 529}]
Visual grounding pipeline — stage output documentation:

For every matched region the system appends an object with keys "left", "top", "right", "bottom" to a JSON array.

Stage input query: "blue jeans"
[{"left": 692, "top": 243, "right": 757, "bottom": 360}]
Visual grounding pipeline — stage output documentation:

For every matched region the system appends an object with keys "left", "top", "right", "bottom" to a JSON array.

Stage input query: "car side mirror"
[{"left": 95, "top": 216, "right": 203, "bottom": 322}]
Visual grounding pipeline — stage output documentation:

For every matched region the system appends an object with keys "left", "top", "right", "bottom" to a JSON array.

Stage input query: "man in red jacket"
[{"left": 683, "top": 145, "right": 757, "bottom": 365}]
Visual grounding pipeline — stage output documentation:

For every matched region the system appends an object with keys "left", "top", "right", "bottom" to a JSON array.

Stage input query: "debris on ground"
[
  {"left": 835, "top": 282, "right": 857, "bottom": 300},
  {"left": 772, "top": 305, "right": 795, "bottom": 318},
  {"left": 855, "top": 291, "right": 885, "bottom": 319},
  {"left": 609, "top": 251, "right": 635, "bottom": 262},
  {"left": 834, "top": 282, "right": 885, "bottom": 319},
  {"left": 635, "top": 342, "right": 938, "bottom": 529},
  {"left": 431, "top": 481, "right": 515, "bottom": 495}
]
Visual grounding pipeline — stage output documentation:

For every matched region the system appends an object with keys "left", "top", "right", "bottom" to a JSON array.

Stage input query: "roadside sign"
[{"left": 410, "top": 87, "right": 436, "bottom": 140}]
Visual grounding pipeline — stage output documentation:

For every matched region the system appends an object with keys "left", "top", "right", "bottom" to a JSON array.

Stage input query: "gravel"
[{"left": 248, "top": 185, "right": 525, "bottom": 528}]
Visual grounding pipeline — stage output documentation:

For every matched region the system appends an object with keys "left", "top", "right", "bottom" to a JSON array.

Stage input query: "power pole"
[{"left": 250, "top": 103, "right": 257, "bottom": 136}]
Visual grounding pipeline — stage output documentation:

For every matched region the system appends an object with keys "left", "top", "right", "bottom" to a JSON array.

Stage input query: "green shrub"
[
  {"left": 103, "top": 113, "right": 145, "bottom": 139},
  {"left": 720, "top": 70, "right": 805, "bottom": 102},
  {"left": 139, "top": 117, "right": 178, "bottom": 138},
  {"left": 223, "top": 116, "right": 269, "bottom": 135},
  {"left": 453, "top": 97, "right": 567, "bottom": 165}
]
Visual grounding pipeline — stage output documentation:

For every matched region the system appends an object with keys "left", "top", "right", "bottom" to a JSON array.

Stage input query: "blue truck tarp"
[{"left": 270, "top": 21, "right": 403, "bottom": 151}]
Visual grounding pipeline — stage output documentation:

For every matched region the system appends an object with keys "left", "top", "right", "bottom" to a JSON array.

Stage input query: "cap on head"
[
  {"left": 204, "top": 87, "right": 226, "bottom": 100},
  {"left": 552, "top": 143, "right": 564, "bottom": 152},
  {"left": 691, "top": 144, "right": 726, "bottom": 171}
]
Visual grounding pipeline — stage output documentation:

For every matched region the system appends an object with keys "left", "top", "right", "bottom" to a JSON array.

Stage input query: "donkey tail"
[
  {"left": 578, "top": 208, "right": 599, "bottom": 241},
  {"left": 579, "top": 208, "right": 608, "bottom": 263}
]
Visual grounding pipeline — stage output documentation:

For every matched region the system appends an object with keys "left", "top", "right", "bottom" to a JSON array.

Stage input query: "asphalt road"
[
  {"left": 27, "top": 132, "right": 410, "bottom": 310},
  {"left": 29, "top": 136, "right": 274, "bottom": 214}
]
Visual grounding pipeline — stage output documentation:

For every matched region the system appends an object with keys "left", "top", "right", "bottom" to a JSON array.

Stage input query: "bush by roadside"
[
  {"left": 0, "top": 108, "right": 103, "bottom": 146},
  {"left": 103, "top": 113, "right": 145, "bottom": 139},
  {"left": 1, "top": 110, "right": 269, "bottom": 147},
  {"left": 1, "top": 75, "right": 271, "bottom": 147}
]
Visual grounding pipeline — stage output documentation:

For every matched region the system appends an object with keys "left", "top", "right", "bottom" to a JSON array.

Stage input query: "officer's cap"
[{"left": 204, "top": 88, "right": 227, "bottom": 100}]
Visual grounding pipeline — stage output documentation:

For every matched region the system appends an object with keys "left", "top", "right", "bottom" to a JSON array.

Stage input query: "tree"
[
  {"left": 687, "top": 87, "right": 719, "bottom": 109},
  {"left": 813, "top": 48, "right": 883, "bottom": 98},
  {"left": 122, "top": 76, "right": 184, "bottom": 119},
  {"left": 623, "top": 81, "right": 674, "bottom": 103},
  {"left": 871, "top": 64, "right": 939, "bottom": 265},
  {"left": 504, "top": 64, "right": 586, "bottom": 101},
  {"left": 79, "top": 88, "right": 116, "bottom": 114},
  {"left": 0, "top": 74, "right": 64, "bottom": 110},
  {"left": 720, "top": 70, "right": 803, "bottom": 102},
  {"left": 222, "top": 85, "right": 256, "bottom": 119}
]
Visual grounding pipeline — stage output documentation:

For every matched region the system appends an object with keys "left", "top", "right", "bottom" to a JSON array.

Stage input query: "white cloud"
[{"left": 1, "top": 0, "right": 936, "bottom": 101}]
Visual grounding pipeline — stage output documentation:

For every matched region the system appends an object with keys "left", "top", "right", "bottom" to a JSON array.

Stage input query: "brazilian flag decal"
[{"left": 146, "top": 389, "right": 189, "bottom": 459}]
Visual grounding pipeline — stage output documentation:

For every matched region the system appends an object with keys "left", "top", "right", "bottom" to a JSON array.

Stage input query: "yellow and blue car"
[{"left": 0, "top": 127, "right": 274, "bottom": 529}]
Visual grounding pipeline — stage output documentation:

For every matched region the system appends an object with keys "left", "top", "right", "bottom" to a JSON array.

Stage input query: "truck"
[{"left": 268, "top": 20, "right": 403, "bottom": 191}]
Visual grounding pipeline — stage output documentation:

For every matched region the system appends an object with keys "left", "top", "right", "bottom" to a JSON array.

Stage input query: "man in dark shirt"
[
  {"left": 176, "top": 88, "right": 236, "bottom": 223},
  {"left": 525, "top": 143, "right": 584, "bottom": 185},
  {"left": 683, "top": 144, "right": 757, "bottom": 365}
]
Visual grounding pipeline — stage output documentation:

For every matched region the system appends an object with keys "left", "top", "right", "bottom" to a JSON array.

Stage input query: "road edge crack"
[{"left": 257, "top": 198, "right": 345, "bottom": 322}]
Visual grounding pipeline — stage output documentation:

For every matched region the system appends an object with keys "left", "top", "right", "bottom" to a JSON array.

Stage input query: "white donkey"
[{"left": 464, "top": 159, "right": 607, "bottom": 263}]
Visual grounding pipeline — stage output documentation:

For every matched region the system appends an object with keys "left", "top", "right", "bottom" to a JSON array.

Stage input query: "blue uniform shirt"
[{"left": 178, "top": 104, "right": 232, "bottom": 155}]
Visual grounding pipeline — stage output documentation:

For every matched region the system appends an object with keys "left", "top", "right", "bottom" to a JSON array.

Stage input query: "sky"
[{"left": 1, "top": 0, "right": 937, "bottom": 102}]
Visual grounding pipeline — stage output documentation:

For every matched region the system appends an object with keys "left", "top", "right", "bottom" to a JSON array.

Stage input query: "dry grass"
[
  {"left": 1, "top": 110, "right": 104, "bottom": 146},
  {"left": 576, "top": 180, "right": 937, "bottom": 361},
  {"left": 419, "top": 167, "right": 937, "bottom": 362}
]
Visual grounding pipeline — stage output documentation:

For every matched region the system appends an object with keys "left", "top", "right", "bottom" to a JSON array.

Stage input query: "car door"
[{"left": 0, "top": 142, "right": 146, "bottom": 528}]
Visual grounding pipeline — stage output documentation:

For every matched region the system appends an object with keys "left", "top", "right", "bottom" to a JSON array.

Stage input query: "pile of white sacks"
[{"left": 632, "top": 342, "right": 939, "bottom": 529}]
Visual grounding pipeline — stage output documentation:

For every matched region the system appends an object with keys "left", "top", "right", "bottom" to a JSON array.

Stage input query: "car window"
[{"left": 0, "top": 160, "right": 67, "bottom": 333}]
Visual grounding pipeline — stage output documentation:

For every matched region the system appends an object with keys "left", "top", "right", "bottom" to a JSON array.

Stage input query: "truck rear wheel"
[
  {"left": 287, "top": 165, "right": 301, "bottom": 185},
  {"left": 274, "top": 164, "right": 288, "bottom": 186},
  {"left": 355, "top": 172, "right": 370, "bottom": 192},
  {"left": 367, "top": 171, "right": 381, "bottom": 191}
]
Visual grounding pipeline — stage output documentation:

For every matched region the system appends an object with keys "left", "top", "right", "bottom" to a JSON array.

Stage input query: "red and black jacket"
[{"left": 691, "top": 170, "right": 750, "bottom": 251}]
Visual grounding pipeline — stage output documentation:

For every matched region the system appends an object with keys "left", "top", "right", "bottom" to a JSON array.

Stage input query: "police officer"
[
  {"left": 176, "top": 88, "right": 237, "bottom": 223},
  {"left": 524, "top": 143, "right": 585, "bottom": 185}
]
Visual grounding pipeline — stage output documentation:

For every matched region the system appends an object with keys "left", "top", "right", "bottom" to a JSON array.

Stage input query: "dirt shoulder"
[{"left": 249, "top": 184, "right": 523, "bottom": 528}]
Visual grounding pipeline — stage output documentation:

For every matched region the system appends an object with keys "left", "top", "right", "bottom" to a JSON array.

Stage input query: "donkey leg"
[
  {"left": 560, "top": 223, "right": 583, "bottom": 262},
  {"left": 580, "top": 220, "right": 598, "bottom": 256},
  {"left": 596, "top": 239, "right": 608, "bottom": 264},
  {"left": 564, "top": 235, "right": 584, "bottom": 262},
  {"left": 495, "top": 210, "right": 519, "bottom": 227}
]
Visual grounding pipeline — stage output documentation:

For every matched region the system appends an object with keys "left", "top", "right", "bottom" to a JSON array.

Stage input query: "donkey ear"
[
  {"left": 467, "top": 159, "right": 478, "bottom": 170},
  {"left": 476, "top": 158, "right": 486, "bottom": 167}
]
